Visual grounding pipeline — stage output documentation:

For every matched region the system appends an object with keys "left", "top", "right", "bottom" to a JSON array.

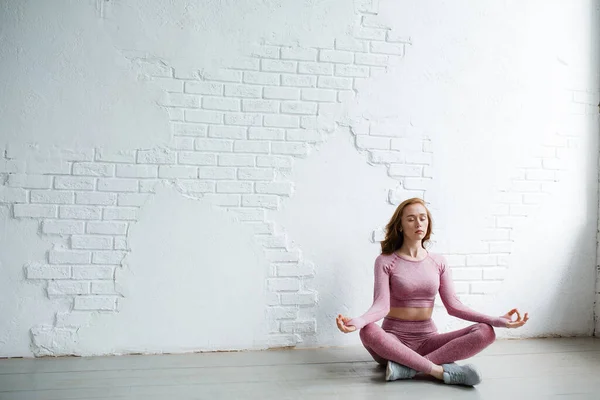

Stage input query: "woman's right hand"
[{"left": 336, "top": 314, "right": 357, "bottom": 333}]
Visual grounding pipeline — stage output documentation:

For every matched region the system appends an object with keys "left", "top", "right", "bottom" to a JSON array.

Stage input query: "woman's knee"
[
  {"left": 475, "top": 323, "right": 496, "bottom": 343},
  {"left": 358, "top": 322, "right": 379, "bottom": 343}
]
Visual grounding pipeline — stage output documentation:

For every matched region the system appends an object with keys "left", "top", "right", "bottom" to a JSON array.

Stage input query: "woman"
[{"left": 336, "top": 198, "right": 529, "bottom": 386}]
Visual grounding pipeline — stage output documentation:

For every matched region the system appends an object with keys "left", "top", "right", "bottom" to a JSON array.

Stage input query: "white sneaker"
[
  {"left": 385, "top": 360, "right": 418, "bottom": 381},
  {"left": 442, "top": 363, "right": 482, "bottom": 386}
]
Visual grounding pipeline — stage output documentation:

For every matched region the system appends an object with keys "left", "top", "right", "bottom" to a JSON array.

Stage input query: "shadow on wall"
[
  {"left": 69, "top": 184, "right": 269, "bottom": 356},
  {"left": 592, "top": 0, "right": 600, "bottom": 338},
  {"left": 498, "top": 144, "right": 597, "bottom": 339}
]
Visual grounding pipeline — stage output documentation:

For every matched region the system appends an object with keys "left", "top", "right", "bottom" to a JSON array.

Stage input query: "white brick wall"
[
  {"left": 5, "top": 63, "right": 595, "bottom": 350},
  {"left": 0, "top": 6, "right": 407, "bottom": 349},
  {"left": 1, "top": 0, "right": 598, "bottom": 354}
]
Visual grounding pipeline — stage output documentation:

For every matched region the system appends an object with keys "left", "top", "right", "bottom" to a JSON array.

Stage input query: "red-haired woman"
[{"left": 336, "top": 198, "right": 529, "bottom": 386}]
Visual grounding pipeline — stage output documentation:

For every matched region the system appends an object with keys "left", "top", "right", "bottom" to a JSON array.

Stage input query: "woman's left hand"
[
  {"left": 336, "top": 314, "right": 357, "bottom": 333},
  {"left": 502, "top": 308, "right": 529, "bottom": 328}
]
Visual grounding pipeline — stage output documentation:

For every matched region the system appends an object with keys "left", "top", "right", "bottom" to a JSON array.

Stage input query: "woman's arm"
[
  {"left": 438, "top": 257, "right": 509, "bottom": 328},
  {"left": 347, "top": 256, "right": 391, "bottom": 329}
]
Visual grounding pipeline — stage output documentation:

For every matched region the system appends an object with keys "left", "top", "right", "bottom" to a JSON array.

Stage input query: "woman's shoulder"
[
  {"left": 426, "top": 252, "right": 448, "bottom": 269},
  {"left": 374, "top": 252, "right": 397, "bottom": 271},
  {"left": 376, "top": 251, "right": 397, "bottom": 260}
]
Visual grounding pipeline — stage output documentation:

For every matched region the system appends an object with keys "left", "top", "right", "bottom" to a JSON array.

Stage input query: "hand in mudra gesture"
[
  {"left": 336, "top": 314, "right": 357, "bottom": 333},
  {"left": 503, "top": 308, "right": 529, "bottom": 328}
]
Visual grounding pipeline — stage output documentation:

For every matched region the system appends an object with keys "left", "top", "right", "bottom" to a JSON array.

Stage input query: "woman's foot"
[
  {"left": 441, "top": 363, "right": 482, "bottom": 386},
  {"left": 385, "top": 360, "right": 417, "bottom": 381}
]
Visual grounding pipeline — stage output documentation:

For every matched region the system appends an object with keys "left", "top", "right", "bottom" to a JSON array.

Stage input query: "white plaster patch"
[
  {"left": 270, "top": 131, "right": 398, "bottom": 347},
  {"left": 102, "top": 0, "right": 357, "bottom": 73},
  {"left": 70, "top": 184, "right": 269, "bottom": 355},
  {"left": 0, "top": 0, "right": 170, "bottom": 150}
]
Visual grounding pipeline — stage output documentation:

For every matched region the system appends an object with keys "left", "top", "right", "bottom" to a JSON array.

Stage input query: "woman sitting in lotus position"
[{"left": 336, "top": 197, "right": 529, "bottom": 386}]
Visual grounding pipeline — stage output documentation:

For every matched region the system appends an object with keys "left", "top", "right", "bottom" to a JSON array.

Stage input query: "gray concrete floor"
[{"left": 1, "top": 338, "right": 599, "bottom": 399}]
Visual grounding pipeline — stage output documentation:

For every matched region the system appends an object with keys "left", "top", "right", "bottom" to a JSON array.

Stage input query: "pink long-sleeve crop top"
[{"left": 347, "top": 252, "right": 509, "bottom": 329}]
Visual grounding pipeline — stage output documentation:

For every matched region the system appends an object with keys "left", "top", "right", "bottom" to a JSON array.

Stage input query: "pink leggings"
[{"left": 359, "top": 317, "right": 496, "bottom": 374}]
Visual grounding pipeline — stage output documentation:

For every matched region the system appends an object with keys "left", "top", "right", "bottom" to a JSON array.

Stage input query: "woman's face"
[{"left": 401, "top": 203, "right": 428, "bottom": 241}]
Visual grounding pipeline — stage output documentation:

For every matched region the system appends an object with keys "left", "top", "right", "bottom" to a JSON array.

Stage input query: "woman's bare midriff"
[{"left": 387, "top": 307, "right": 433, "bottom": 321}]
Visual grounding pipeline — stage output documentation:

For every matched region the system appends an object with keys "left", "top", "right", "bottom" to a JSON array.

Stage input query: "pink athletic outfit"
[{"left": 348, "top": 252, "right": 508, "bottom": 374}]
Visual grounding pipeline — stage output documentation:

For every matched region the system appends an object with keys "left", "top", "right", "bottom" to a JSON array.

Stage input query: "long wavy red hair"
[{"left": 381, "top": 197, "right": 433, "bottom": 254}]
